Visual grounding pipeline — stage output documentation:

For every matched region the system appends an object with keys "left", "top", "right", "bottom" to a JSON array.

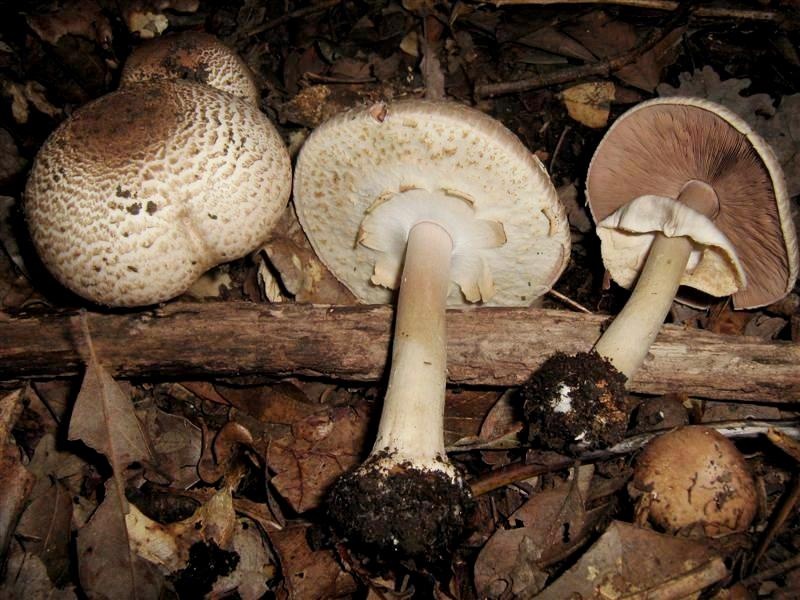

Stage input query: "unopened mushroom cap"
[
  {"left": 120, "top": 31, "right": 259, "bottom": 105},
  {"left": 293, "top": 100, "right": 570, "bottom": 307},
  {"left": 633, "top": 425, "right": 757, "bottom": 536},
  {"left": 25, "top": 80, "right": 291, "bottom": 306},
  {"left": 587, "top": 97, "right": 798, "bottom": 309}
]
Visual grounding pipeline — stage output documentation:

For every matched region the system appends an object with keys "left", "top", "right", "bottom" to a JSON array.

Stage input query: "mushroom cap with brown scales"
[
  {"left": 120, "top": 31, "right": 260, "bottom": 105},
  {"left": 632, "top": 425, "right": 758, "bottom": 536},
  {"left": 24, "top": 80, "right": 291, "bottom": 306},
  {"left": 587, "top": 96, "right": 798, "bottom": 309}
]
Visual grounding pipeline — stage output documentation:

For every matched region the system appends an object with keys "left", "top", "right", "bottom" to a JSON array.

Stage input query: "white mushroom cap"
[
  {"left": 24, "top": 80, "right": 291, "bottom": 306},
  {"left": 120, "top": 31, "right": 259, "bottom": 105},
  {"left": 587, "top": 97, "right": 799, "bottom": 309},
  {"left": 293, "top": 100, "right": 570, "bottom": 306}
]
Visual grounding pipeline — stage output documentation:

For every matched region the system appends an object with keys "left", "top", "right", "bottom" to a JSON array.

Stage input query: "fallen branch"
[
  {"left": 1, "top": 302, "right": 798, "bottom": 402},
  {"left": 481, "top": 0, "right": 784, "bottom": 23}
]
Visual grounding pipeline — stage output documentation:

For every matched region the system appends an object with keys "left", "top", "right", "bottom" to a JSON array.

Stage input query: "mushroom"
[
  {"left": 24, "top": 80, "right": 291, "bottom": 306},
  {"left": 120, "top": 31, "right": 259, "bottom": 105},
  {"left": 292, "top": 100, "right": 570, "bottom": 561},
  {"left": 523, "top": 97, "right": 798, "bottom": 453},
  {"left": 632, "top": 425, "right": 758, "bottom": 536}
]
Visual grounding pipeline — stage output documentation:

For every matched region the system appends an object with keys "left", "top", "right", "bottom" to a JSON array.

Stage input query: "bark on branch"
[{"left": 1, "top": 302, "right": 798, "bottom": 402}]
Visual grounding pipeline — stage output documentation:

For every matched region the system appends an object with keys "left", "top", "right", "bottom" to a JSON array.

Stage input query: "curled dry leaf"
[
  {"left": 535, "top": 521, "right": 728, "bottom": 599},
  {"left": 561, "top": 82, "right": 615, "bottom": 129},
  {"left": 26, "top": 0, "right": 112, "bottom": 47},
  {"left": 262, "top": 207, "right": 357, "bottom": 304},
  {"left": 267, "top": 403, "right": 372, "bottom": 513},
  {"left": 198, "top": 421, "right": 254, "bottom": 483},
  {"left": 211, "top": 518, "right": 277, "bottom": 600},
  {"left": 268, "top": 524, "right": 358, "bottom": 599},
  {"left": 126, "top": 485, "right": 237, "bottom": 573},
  {"left": 444, "top": 389, "right": 506, "bottom": 447}
]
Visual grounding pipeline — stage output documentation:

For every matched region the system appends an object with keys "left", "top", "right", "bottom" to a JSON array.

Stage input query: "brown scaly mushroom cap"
[
  {"left": 295, "top": 99, "right": 569, "bottom": 562},
  {"left": 120, "top": 31, "right": 259, "bottom": 105},
  {"left": 588, "top": 96, "right": 798, "bottom": 309},
  {"left": 632, "top": 426, "right": 758, "bottom": 536},
  {"left": 25, "top": 80, "right": 291, "bottom": 306}
]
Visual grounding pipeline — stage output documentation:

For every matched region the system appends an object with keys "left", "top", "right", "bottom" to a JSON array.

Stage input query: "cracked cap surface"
[{"left": 25, "top": 80, "right": 291, "bottom": 306}]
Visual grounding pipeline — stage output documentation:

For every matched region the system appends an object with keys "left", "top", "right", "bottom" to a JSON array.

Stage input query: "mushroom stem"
[
  {"left": 372, "top": 220, "right": 454, "bottom": 466},
  {"left": 593, "top": 232, "right": 692, "bottom": 379}
]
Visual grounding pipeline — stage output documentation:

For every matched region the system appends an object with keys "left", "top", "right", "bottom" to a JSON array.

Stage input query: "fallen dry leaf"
[
  {"left": 26, "top": 0, "right": 112, "bottom": 47},
  {"left": 126, "top": 484, "right": 237, "bottom": 573},
  {"left": 137, "top": 406, "right": 202, "bottom": 489},
  {"left": 268, "top": 403, "right": 372, "bottom": 513},
  {"left": 561, "top": 81, "right": 615, "bottom": 128},
  {"left": 474, "top": 465, "right": 601, "bottom": 598},
  {"left": 0, "top": 438, "right": 35, "bottom": 560},
  {"left": 0, "top": 544, "right": 77, "bottom": 599},
  {"left": 262, "top": 207, "right": 356, "bottom": 304},
  {"left": 516, "top": 27, "right": 595, "bottom": 62},
  {"left": 444, "top": 389, "right": 503, "bottom": 446},
  {"left": 215, "top": 381, "right": 321, "bottom": 425},
  {"left": 15, "top": 478, "right": 74, "bottom": 586},
  {"left": 0, "top": 129, "right": 26, "bottom": 186},
  {"left": 268, "top": 523, "right": 358, "bottom": 599},
  {"left": 76, "top": 479, "right": 164, "bottom": 600},
  {"left": 68, "top": 341, "right": 154, "bottom": 473},
  {"left": 535, "top": 521, "right": 728, "bottom": 599},
  {"left": 211, "top": 518, "right": 277, "bottom": 600},
  {"left": 615, "top": 26, "right": 685, "bottom": 92},
  {"left": 25, "top": 433, "right": 86, "bottom": 500}
]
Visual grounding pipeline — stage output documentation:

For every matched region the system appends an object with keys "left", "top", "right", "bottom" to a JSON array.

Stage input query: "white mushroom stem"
[
  {"left": 593, "top": 232, "right": 693, "bottom": 379},
  {"left": 371, "top": 221, "right": 455, "bottom": 470}
]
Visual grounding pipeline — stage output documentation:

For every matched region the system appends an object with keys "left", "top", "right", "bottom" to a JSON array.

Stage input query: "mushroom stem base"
[{"left": 327, "top": 451, "right": 472, "bottom": 563}]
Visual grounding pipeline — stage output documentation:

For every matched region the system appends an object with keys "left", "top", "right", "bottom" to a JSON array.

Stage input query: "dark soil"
[
  {"left": 327, "top": 450, "right": 473, "bottom": 565},
  {"left": 520, "top": 350, "right": 631, "bottom": 453}
]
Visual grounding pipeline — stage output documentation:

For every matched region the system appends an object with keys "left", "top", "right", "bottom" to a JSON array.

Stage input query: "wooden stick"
[
  {"left": 1, "top": 302, "right": 799, "bottom": 402},
  {"left": 481, "top": 0, "right": 784, "bottom": 22}
]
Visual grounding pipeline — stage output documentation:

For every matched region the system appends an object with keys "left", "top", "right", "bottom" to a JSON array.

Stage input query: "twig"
[
  {"left": 487, "top": 0, "right": 679, "bottom": 7},
  {"left": 481, "top": 0, "right": 784, "bottom": 22},
  {"left": 741, "top": 554, "right": 800, "bottom": 587},
  {"left": 468, "top": 420, "right": 800, "bottom": 496},
  {"left": 751, "top": 476, "right": 800, "bottom": 571},
  {"left": 546, "top": 288, "right": 593, "bottom": 314},
  {"left": 475, "top": 18, "right": 680, "bottom": 97},
  {"left": 304, "top": 72, "right": 377, "bottom": 85},
  {"left": 245, "top": 0, "right": 343, "bottom": 36},
  {"left": 549, "top": 124, "right": 572, "bottom": 174}
]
